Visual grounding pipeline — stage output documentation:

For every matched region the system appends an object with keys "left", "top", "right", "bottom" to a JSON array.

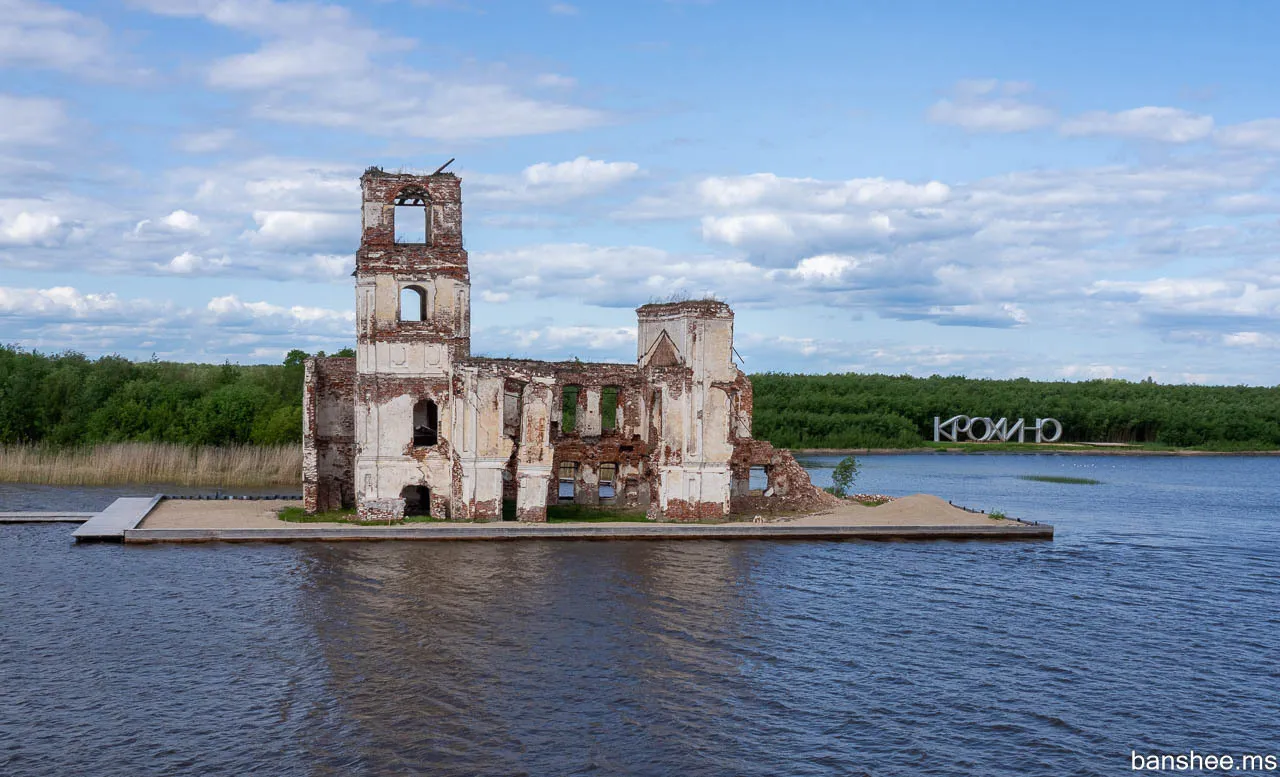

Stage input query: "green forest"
[
  {"left": 749, "top": 372, "right": 1280, "bottom": 450},
  {"left": 3, "top": 346, "right": 1279, "bottom": 450},
  {"left": 0, "top": 346, "right": 345, "bottom": 448}
]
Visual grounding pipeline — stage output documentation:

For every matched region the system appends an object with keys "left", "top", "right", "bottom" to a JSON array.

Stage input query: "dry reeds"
[{"left": 0, "top": 443, "right": 302, "bottom": 487}]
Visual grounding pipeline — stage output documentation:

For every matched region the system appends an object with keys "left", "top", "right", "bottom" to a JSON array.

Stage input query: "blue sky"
[{"left": 4, "top": 0, "right": 1280, "bottom": 384}]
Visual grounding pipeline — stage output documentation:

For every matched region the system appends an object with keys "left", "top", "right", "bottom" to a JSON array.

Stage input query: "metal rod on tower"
[{"left": 432, "top": 158, "right": 455, "bottom": 175}]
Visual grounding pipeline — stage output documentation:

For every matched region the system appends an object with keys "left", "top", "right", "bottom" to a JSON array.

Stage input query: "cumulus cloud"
[
  {"left": 136, "top": 0, "right": 605, "bottom": 139},
  {"left": 0, "top": 285, "right": 141, "bottom": 319},
  {"left": 608, "top": 149, "right": 1280, "bottom": 334},
  {"left": 470, "top": 157, "right": 642, "bottom": 203},
  {"left": 928, "top": 79, "right": 1056, "bottom": 133},
  {"left": 131, "top": 209, "right": 209, "bottom": 240},
  {"left": 207, "top": 293, "right": 353, "bottom": 329},
  {"left": 0, "top": 284, "right": 354, "bottom": 361},
  {"left": 1061, "top": 106, "right": 1214, "bottom": 143},
  {"left": 246, "top": 209, "right": 351, "bottom": 247},
  {"left": 0, "top": 210, "right": 67, "bottom": 246},
  {"left": 155, "top": 251, "right": 229, "bottom": 274},
  {"left": 471, "top": 243, "right": 770, "bottom": 308}
]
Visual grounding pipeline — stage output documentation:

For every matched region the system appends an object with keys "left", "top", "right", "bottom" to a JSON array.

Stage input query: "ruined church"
[{"left": 302, "top": 166, "right": 830, "bottom": 522}]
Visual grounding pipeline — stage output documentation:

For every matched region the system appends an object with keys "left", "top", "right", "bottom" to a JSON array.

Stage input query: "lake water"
[{"left": 2, "top": 455, "right": 1278, "bottom": 776}]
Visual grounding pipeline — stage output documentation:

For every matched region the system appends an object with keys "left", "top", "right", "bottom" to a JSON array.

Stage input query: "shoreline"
[{"left": 793, "top": 447, "right": 1280, "bottom": 457}]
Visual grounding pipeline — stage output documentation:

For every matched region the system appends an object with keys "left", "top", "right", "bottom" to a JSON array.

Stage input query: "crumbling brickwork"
[
  {"left": 303, "top": 356, "right": 356, "bottom": 513},
  {"left": 303, "top": 166, "right": 829, "bottom": 522}
]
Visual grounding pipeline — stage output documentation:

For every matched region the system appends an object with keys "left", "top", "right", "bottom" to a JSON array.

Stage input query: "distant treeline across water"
[{"left": 3, "top": 346, "right": 1279, "bottom": 450}]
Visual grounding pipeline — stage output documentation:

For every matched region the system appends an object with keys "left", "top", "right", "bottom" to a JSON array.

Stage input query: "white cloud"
[
  {"left": 695, "top": 173, "right": 950, "bottom": 210},
  {"left": 473, "top": 322, "right": 634, "bottom": 361},
  {"left": 0, "top": 285, "right": 136, "bottom": 318},
  {"left": 470, "top": 157, "right": 642, "bottom": 203},
  {"left": 137, "top": 0, "right": 606, "bottom": 139},
  {"left": 0, "top": 0, "right": 117, "bottom": 75},
  {"left": 0, "top": 94, "right": 65, "bottom": 145},
  {"left": 0, "top": 210, "right": 67, "bottom": 246},
  {"left": 0, "top": 284, "right": 354, "bottom": 361},
  {"left": 1061, "top": 106, "right": 1214, "bottom": 143},
  {"left": 928, "top": 79, "right": 1056, "bottom": 133},
  {"left": 535, "top": 73, "right": 576, "bottom": 88},
  {"left": 472, "top": 243, "right": 768, "bottom": 308},
  {"left": 175, "top": 128, "right": 237, "bottom": 153},
  {"left": 1215, "top": 118, "right": 1280, "bottom": 151},
  {"left": 133, "top": 209, "right": 208, "bottom": 239},
  {"left": 206, "top": 293, "right": 353, "bottom": 329},
  {"left": 246, "top": 209, "right": 352, "bottom": 247},
  {"left": 156, "top": 251, "right": 229, "bottom": 274},
  {"left": 549, "top": 2, "right": 578, "bottom": 15}
]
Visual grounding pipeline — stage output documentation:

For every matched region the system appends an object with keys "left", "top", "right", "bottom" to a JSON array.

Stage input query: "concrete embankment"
[
  {"left": 18, "top": 494, "right": 1050, "bottom": 543},
  {"left": 120, "top": 494, "right": 1051, "bottom": 543}
]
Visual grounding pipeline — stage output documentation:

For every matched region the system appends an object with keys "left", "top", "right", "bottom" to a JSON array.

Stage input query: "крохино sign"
[{"left": 933, "top": 415, "right": 1063, "bottom": 443}]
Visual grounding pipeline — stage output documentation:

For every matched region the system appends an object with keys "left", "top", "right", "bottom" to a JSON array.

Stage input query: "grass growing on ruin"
[
  {"left": 277, "top": 506, "right": 448, "bottom": 524},
  {"left": 0, "top": 443, "right": 302, "bottom": 487},
  {"left": 1018, "top": 475, "right": 1102, "bottom": 485},
  {"left": 546, "top": 504, "right": 650, "bottom": 523},
  {"left": 278, "top": 506, "right": 356, "bottom": 523}
]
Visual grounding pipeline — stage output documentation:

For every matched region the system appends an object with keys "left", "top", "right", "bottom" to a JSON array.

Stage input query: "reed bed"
[{"left": 0, "top": 443, "right": 302, "bottom": 487}]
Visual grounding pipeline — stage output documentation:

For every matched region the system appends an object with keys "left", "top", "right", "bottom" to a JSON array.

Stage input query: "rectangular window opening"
[
  {"left": 601, "top": 386, "right": 619, "bottom": 432},
  {"left": 502, "top": 384, "right": 523, "bottom": 440},
  {"left": 394, "top": 205, "right": 429, "bottom": 244},
  {"left": 749, "top": 466, "right": 768, "bottom": 492},
  {"left": 599, "top": 463, "right": 617, "bottom": 500},
  {"left": 558, "top": 461, "right": 577, "bottom": 501},
  {"left": 561, "top": 385, "right": 580, "bottom": 433}
]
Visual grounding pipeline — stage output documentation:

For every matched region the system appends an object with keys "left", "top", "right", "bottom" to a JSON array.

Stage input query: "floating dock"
[
  {"left": 71, "top": 496, "right": 162, "bottom": 541},
  {"left": 0, "top": 512, "right": 96, "bottom": 523}
]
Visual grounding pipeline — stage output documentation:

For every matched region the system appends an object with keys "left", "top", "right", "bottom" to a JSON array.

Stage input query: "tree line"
[
  {"left": 0, "top": 346, "right": 335, "bottom": 447},
  {"left": 749, "top": 372, "right": 1280, "bottom": 449},
  {"left": 3, "top": 346, "right": 1278, "bottom": 450}
]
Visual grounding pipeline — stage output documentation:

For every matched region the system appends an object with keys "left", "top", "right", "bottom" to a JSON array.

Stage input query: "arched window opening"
[
  {"left": 413, "top": 398, "right": 438, "bottom": 446},
  {"left": 401, "top": 485, "right": 431, "bottom": 517},
  {"left": 394, "top": 188, "right": 433, "bottom": 244},
  {"left": 400, "top": 285, "right": 427, "bottom": 322}
]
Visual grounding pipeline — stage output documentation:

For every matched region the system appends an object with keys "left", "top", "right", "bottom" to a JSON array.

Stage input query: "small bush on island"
[{"left": 825, "top": 455, "right": 860, "bottom": 498}]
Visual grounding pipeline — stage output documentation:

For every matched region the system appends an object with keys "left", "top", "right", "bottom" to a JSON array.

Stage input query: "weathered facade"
[{"left": 303, "top": 167, "right": 832, "bottom": 522}]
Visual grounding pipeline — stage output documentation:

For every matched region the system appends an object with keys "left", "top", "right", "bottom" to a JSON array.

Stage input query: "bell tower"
[{"left": 352, "top": 167, "right": 471, "bottom": 520}]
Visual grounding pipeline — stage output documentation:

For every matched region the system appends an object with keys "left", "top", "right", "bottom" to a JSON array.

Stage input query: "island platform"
[{"left": 37, "top": 494, "right": 1054, "bottom": 543}]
